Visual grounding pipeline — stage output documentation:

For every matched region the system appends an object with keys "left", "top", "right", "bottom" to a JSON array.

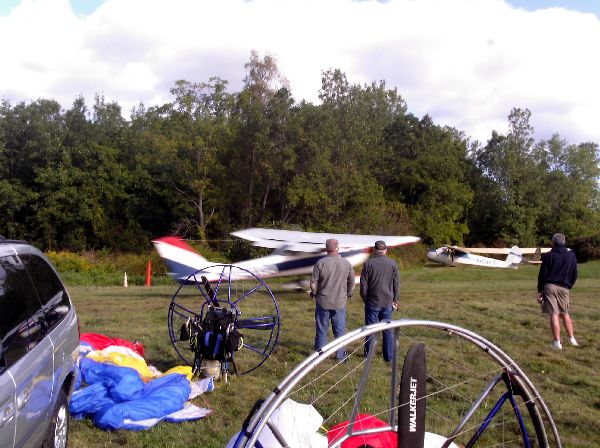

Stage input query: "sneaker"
[
  {"left": 551, "top": 341, "right": 563, "bottom": 350},
  {"left": 569, "top": 337, "right": 579, "bottom": 347}
]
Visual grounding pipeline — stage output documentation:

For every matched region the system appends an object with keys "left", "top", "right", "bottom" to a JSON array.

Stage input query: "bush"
[
  {"left": 387, "top": 243, "right": 427, "bottom": 269},
  {"left": 571, "top": 234, "right": 600, "bottom": 262},
  {"left": 47, "top": 250, "right": 168, "bottom": 277},
  {"left": 47, "top": 251, "right": 94, "bottom": 273},
  {"left": 186, "top": 240, "right": 230, "bottom": 263}
]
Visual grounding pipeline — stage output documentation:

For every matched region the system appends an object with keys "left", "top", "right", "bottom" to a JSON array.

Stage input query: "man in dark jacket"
[
  {"left": 537, "top": 233, "right": 578, "bottom": 350},
  {"left": 360, "top": 240, "right": 400, "bottom": 362}
]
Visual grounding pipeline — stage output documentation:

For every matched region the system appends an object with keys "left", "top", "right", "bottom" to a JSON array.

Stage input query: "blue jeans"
[
  {"left": 364, "top": 306, "right": 393, "bottom": 362},
  {"left": 314, "top": 304, "right": 347, "bottom": 360}
]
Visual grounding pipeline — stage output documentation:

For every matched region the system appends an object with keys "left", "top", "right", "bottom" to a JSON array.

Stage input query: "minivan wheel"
[{"left": 42, "top": 389, "right": 69, "bottom": 448}]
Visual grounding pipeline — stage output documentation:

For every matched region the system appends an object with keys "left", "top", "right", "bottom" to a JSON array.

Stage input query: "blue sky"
[
  {"left": 2, "top": 1, "right": 598, "bottom": 19},
  {"left": 0, "top": 0, "right": 104, "bottom": 16},
  {"left": 507, "top": 0, "right": 600, "bottom": 19},
  {"left": 1, "top": 0, "right": 599, "bottom": 144}
]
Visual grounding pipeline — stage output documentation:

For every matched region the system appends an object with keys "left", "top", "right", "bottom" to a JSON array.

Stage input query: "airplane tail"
[
  {"left": 152, "top": 236, "right": 211, "bottom": 281},
  {"left": 505, "top": 246, "right": 523, "bottom": 268},
  {"left": 525, "top": 247, "right": 543, "bottom": 264}
]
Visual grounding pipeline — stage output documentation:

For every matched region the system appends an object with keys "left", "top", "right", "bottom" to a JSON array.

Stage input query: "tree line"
[{"left": 1, "top": 52, "right": 599, "bottom": 256}]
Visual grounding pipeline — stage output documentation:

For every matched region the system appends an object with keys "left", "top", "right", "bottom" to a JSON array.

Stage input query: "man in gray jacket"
[
  {"left": 360, "top": 240, "right": 400, "bottom": 362},
  {"left": 310, "top": 238, "right": 355, "bottom": 361}
]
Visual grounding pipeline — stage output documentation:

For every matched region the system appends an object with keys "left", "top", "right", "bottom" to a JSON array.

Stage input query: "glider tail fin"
[
  {"left": 505, "top": 246, "right": 523, "bottom": 268},
  {"left": 152, "top": 236, "right": 210, "bottom": 281}
]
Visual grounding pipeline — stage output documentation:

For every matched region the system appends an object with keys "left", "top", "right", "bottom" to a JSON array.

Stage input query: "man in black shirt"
[
  {"left": 537, "top": 233, "right": 578, "bottom": 350},
  {"left": 360, "top": 240, "right": 400, "bottom": 362}
]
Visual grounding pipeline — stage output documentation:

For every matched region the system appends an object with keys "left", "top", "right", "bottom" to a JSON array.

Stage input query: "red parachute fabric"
[
  {"left": 328, "top": 414, "right": 397, "bottom": 448},
  {"left": 81, "top": 333, "right": 145, "bottom": 358}
]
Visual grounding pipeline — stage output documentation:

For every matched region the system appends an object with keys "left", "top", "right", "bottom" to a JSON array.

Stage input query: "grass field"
[{"left": 66, "top": 262, "right": 600, "bottom": 447}]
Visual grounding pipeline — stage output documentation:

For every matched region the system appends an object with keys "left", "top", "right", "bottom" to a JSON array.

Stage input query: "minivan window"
[
  {"left": 21, "top": 254, "right": 71, "bottom": 330},
  {"left": 0, "top": 255, "right": 44, "bottom": 368}
]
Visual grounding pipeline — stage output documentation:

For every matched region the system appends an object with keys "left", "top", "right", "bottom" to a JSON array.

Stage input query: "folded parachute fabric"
[
  {"left": 69, "top": 383, "right": 111, "bottom": 418},
  {"left": 78, "top": 357, "right": 145, "bottom": 401},
  {"left": 328, "top": 414, "right": 396, "bottom": 448},
  {"left": 328, "top": 414, "right": 459, "bottom": 448},
  {"left": 189, "top": 377, "right": 215, "bottom": 399},
  {"left": 226, "top": 398, "right": 327, "bottom": 448},
  {"left": 123, "top": 402, "right": 213, "bottom": 430},
  {"left": 70, "top": 358, "right": 213, "bottom": 430},
  {"left": 81, "top": 332, "right": 145, "bottom": 357},
  {"left": 95, "top": 372, "right": 192, "bottom": 430},
  {"left": 85, "top": 345, "right": 193, "bottom": 381},
  {"left": 86, "top": 346, "right": 157, "bottom": 380},
  {"left": 70, "top": 337, "right": 214, "bottom": 431}
]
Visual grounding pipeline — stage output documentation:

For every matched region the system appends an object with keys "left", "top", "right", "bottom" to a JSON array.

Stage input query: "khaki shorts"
[{"left": 542, "top": 283, "right": 570, "bottom": 315}]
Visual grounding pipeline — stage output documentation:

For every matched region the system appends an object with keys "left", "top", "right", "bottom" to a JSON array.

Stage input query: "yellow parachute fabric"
[{"left": 86, "top": 346, "right": 192, "bottom": 381}]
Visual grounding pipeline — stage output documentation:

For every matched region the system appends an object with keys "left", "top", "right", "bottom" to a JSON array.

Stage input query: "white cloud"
[{"left": 1, "top": 0, "right": 599, "bottom": 144}]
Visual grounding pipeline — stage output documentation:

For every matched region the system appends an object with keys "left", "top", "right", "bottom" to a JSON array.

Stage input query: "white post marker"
[{"left": 124, "top": 272, "right": 128, "bottom": 288}]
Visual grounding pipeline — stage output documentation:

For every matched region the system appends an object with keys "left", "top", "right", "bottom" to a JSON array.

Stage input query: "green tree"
[
  {"left": 123, "top": 102, "right": 184, "bottom": 245},
  {"left": 1, "top": 99, "right": 68, "bottom": 247},
  {"left": 383, "top": 113, "right": 473, "bottom": 245},
  {"left": 31, "top": 96, "right": 133, "bottom": 250},
  {"left": 151, "top": 78, "right": 234, "bottom": 240},
  {"left": 287, "top": 69, "right": 410, "bottom": 234},
  {"left": 534, "top": 135, "right": 600, "bottom": 240},
  {"left": 471, "top": 108, "right": 543, "bottom": 246},
  {"left": 0, "top": 100, "right": 31, "bottom": 237},
  {"left": 257, "top": 87, "right": 300, "bottom": 224},
  {"left": 227, "top": 51, "right": 291, "bottom": 227}
]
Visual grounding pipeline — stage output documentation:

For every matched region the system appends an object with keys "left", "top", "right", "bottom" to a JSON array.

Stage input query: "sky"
[{"left": 1, "top": 0, "right": 599, "bottom": 145}]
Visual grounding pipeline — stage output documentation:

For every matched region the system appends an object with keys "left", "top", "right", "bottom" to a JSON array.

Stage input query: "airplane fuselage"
[
  {"left": 229, "top": 249, "right": 371, "bottom": 279},
  {"left": 154, "top": 236, "right": 371, "bottom": 283},
  {"left": 198, "top": 249, "right": 371, "bottom": 282}
]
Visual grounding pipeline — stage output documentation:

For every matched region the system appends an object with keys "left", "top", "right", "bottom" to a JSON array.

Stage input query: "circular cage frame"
[
  {"left": 234, "top": 319, "right": 561, "bottom": 448},
  {"left": 167, "top": 264, "right": 280, "bottom": 376}
]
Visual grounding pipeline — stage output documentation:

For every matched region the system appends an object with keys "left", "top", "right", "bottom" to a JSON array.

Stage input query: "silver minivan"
[{"left": 0, "top": 237, "right": 79, "bottom": 448}]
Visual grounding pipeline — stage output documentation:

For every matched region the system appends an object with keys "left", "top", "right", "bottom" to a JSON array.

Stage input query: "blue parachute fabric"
[
  {"left": 70, "top": 358, "right": 192, "bottom": 430},
  {"left": 79, "top": 357, "right": 145, "bottom": 401},
  {"left": 96, "top": 373, "right": 191, "bottom": 431},
  {"left": 69, "top": 383, "right": 111, "bottom": 419}
]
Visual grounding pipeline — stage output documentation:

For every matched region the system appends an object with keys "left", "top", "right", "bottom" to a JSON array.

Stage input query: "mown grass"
[{"left": 66, "top": 261, "right": 600, "bottom": 448}]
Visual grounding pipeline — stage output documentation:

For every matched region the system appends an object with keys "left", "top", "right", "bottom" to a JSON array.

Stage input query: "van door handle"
[
  {"left": 17, "top": 388, "right": 31, "bottom": 410},
  {"left": 0, "top": 402, "right": 15, "bottom": 428}
]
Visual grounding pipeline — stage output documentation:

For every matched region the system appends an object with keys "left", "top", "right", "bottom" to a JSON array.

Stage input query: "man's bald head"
[{"left": 325, "top": 238, "right": 339, "bottom": 253}]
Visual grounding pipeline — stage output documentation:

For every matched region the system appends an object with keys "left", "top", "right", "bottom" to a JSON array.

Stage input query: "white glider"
[{"left": 426, "top": 245, "right": 524, "bottom": 269}]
